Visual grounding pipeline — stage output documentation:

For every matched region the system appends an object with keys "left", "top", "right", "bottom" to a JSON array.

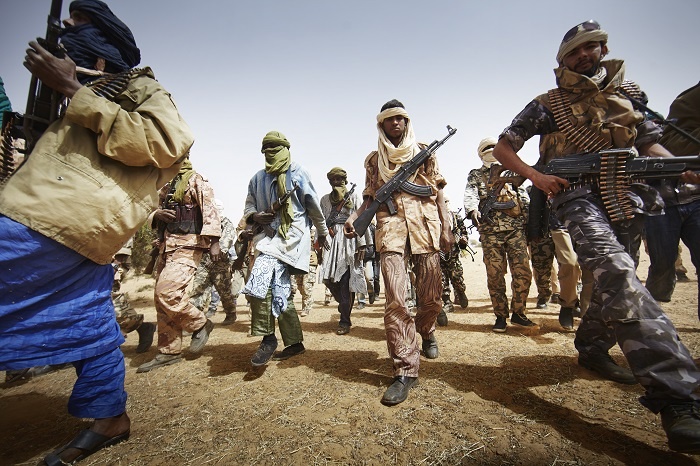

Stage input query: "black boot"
[
  {"left": 135, "top": 322, "right": 156, "bottom": 353},
  {"left": 578, "top": 352, "right": 636, "bottom": 385},
  {"left": 251, "top": 334, "right": 278, "bottom": 367},
  {"left": 661, "top": 401, "right": 700, "bottom": 453},
  {"left": 381, "top": 376, "right": 418, "bottom": 406}
]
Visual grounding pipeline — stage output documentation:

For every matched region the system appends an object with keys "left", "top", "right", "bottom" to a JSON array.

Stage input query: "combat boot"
[
  {"left": 135, "top": 322, "right": 156, "bottom": 353},
  {"left": 437, "top": 309, "right": 448, "bottom": 326},
  {"left": 578, "top": 352, "right": 636, "bottom": 385},
  {"left": 455, "top": 290, "right": 469, "bottom": 309},
  {"left": 558, "top": 307, "right": 574, "bottom": 331},
  {"left": 661, "top": 401, "right": 700, "bottom": 453}
]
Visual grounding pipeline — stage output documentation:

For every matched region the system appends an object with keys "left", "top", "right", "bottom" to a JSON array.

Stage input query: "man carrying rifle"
[
  {"left": 320, "top": 167, "right": 366, "bottom": 335},
  {"left": 464, "top": 137, "right": 533, "bottom": 333},
  {"left": 137, "top": 157, "right": 221, "bottom": 373},
  {"left": 645, "top": 81, "right": 700, "bottom": 321},
  {"left": 0, "top": 0, "right": 193, "bottom": 463},
  {"left": 492, "top": 20, "right": 700, "bottom": 453},
  {"left": 344, "top": 99, "right": 454, "bottom": 406},
  {"left": 242, "top": 131, "right": 328, "bottom": 367}
]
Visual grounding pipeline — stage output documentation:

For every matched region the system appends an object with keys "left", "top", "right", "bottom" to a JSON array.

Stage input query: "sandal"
[{"left": 43, "top": 429, "right": 130, "bottom": 465}]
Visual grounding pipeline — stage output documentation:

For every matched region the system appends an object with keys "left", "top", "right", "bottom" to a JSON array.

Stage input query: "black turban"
[{"left": 60, "top": 0, "right": 140, "bottom": 74}]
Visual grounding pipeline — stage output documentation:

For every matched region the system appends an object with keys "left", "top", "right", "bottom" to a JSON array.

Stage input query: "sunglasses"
[{"left": 562, "top": 20, "right": 600, "bottom": 43}]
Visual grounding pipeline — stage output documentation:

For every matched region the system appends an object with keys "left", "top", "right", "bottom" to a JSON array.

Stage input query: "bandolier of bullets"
[
  {"left": 547, "top": 88, "right": 635, "bottom": 222},
  {"left": 599, "top": 150, "right": 634, "bottom": 222},
  {"left": 86, "top": 68, "right": 146, "bottom": 100},
  {"left": 0, "top": 114, "right": 18, "bottom": 182}
]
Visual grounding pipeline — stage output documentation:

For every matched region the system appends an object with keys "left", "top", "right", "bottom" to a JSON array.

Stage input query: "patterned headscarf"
[
  {"left": 376, "top": 107, "right": 420, "bottom": 183},
  {"left": 262, "top": 131, "right": 293, "bottom": 239},
  {"left": 556, "top": 20, "right": 608, "bottom": 66}
]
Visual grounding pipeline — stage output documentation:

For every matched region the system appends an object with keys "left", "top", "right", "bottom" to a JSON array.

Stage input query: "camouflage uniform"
[
  {"left": 440, "top": 210, "right": 469, "bottom": 310},
  {"left": 294, "top": 235, "right": 318, "bottom": 315},
  {"left": 112, "top": 260, "right": 143, "bottom": 335},
  {"left": 464, "top": 165, "right": 532, "bottom": 318},
  {"left": 190, "top": 215, "right": 238, "bottom": 321},
  {"left": 528, "top": 233, "right": 555, "bottom": 306},
  {"left": 500, "top": 59, "right": 700, "bottom": 412},
  {"left": 152, "top": 171, "right": 221, "bottom": 356}
]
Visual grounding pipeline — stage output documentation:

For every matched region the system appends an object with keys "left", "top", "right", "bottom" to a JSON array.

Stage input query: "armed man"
[
  {"left": 492, "top": 20, "right": 700, "bottom": 453},
  {"left": 464, "top": 137, "right": 533, "bottom": 333},
  {"left": 0, "top": 0, "right": 193, "bottom": 463},
  {"left": 344, "top": 99, "right": 454, "bottom": 406},
  {"left": 319, "top": 167, "right": 366, "bottom": 335}
]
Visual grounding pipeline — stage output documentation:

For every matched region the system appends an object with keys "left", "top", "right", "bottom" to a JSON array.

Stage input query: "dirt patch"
[{"left": 2, "top": 248, "right": 699, "bottom": 465}]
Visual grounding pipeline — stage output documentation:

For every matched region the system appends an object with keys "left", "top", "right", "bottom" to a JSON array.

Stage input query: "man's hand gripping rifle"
[
  {"left": 231, "top": 182, "right": 300, "bottom": 272},
  {"left": 326, "top": 182, "right": 356, "bottom": 238},
  {"left": 492, "top": 149, "right": 700, "bottom": 222},
  {"left": 2, "top": 0, "right": 64, "bottom": 180},
  {"left": 478, "top": 164, "right": 519, "bottom": 226},
  {"left": 352, "top": 125, "right": 457, "bottom": 237}
]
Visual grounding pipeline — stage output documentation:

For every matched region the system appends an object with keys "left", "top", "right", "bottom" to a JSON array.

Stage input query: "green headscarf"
[
  {"left": 262, "top": 131, "right": 293, "bottom": 239},
  {"left": 327, "top": 167, "right": 353, "bottom": 209},
  {"left": 172, "top": 157, "right": 194, "bottom": 203}
]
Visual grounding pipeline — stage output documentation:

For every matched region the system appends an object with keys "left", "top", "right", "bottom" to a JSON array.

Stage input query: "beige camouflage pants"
[
  {"left": 294, "top": 264, "right": 317, "bottom": 311},
  {"left": 381, "top": 251, "right": 441, "bottom": 378},
  {"left": 154, "top": 248, "right": 207, "bottom": 355}
]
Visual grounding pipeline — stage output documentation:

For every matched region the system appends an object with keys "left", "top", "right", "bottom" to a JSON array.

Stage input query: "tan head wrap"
[
  {"left": 478, "top": 137, "right": 498, "bottom": 168},
  {"left": 376, "top": 107, "right": 420, "bottom": 183},
  {"left": 556, "top": 20, "right": 608, "bottom": 65}
]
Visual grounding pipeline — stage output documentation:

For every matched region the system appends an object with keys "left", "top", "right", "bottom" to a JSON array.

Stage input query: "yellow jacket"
[{"left": 0, "top": 68, "right": 193, "bottom": 264}]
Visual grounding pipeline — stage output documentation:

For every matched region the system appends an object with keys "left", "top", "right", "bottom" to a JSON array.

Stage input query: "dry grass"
[{"left": 1, "top": 248, "right": 699, "bottom": 465}]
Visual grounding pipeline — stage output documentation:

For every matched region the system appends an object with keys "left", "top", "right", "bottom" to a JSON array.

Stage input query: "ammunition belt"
[
  {"left": 87, "top": 68, "right": 149, "bottom": 101},
  {"left": 548, "top": 88, "right": 634, "bottom": 222}
]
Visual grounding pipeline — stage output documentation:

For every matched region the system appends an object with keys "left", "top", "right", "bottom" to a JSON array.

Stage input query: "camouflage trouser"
[
  {"left": 113, "top": 291, "right": 143, "bottom": 335},
  {"left": 155, "top": 248, "right": 207, "bottom": 355},
  {"left": 480, "top": 229, "right": 532, "bottom": 317},
  {"left": 382, "top": 251, "right": 442, "bottom": 377},
  {"left": 294, "top": 264, "right": 317, "bottom": 311},
  {"left": 440, "top": 247, "right": 466, "bottom": 304},
  {"left": 528, "top": 235, "right": 554, "bottom": 302},
  {"left": 189, "top": 254, "right": 237, "bottom": 316},
  {"left": 557, "top": 195, "right": 700, "bottom": 412}
]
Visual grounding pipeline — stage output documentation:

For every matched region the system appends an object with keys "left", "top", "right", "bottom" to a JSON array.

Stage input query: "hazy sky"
[{"left": 2, "top": 1, "right": 699, "bottom": 220}]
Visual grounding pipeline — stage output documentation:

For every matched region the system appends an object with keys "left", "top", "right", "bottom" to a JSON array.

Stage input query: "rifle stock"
[{"left": 352, "top": 125, "right": 457, "bottom": 236}]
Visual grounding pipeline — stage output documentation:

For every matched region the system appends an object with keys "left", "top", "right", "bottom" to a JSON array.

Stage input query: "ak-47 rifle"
[
  {"left": 231, "top": 182, "right": 299, "bottom": 271},
  {"left": 353, "top": 125, "right": 457, "bottom": 237},
  {"left": 491, "top": 148, "right": 700, "bottom": 222},
  {"left": 325, "top": 182, "right": 356, "bottom": 237},
  {"left": 143, "top": 192, "right": 176, "bottom": 275},
  {"left": 478, "top": 164, "right": 517, "bottom": 226},
  {"left": 453, "top": 208, "right": 477, "bottom": 261},
  {"left": 2, "top": 0, "right": 65, "bottom": 181},
  {"left": 23, "top": 0, "right": 66, "bottom": 155}
]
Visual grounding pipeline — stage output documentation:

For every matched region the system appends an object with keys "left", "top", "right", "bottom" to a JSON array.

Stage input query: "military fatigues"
[
  {"left": 500, "top": 59, "right": 700, "bottom": 412},
  {"left": 440, "top": 210, "right": 468, "bottom": 307},
  {"left": 294, "top": 237, "right": 318, "bottom": 314},
  {"left": 112, "top": 263, "right": 143, "bottom": 334},
  {"left": 464, "top": 165, "right": 532, "bottom": 318},
  {"left": 190, "top": 215, "right": 238, "bottom": 319},
  {"left": 154, "top": 173, "right": 220, "bottom": 355}
]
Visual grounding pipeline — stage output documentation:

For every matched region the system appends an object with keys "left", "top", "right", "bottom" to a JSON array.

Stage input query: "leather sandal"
[{"left": 43, "top": 429, "right": 130, "bottom": 465}]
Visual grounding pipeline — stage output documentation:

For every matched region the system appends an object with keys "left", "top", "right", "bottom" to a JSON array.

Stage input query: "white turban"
[{"left": 478, "top": 137, "right": 498, "bottom": 167}]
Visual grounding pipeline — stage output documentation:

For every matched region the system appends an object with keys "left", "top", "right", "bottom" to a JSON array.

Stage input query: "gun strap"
[{"left": 548, "top": 88, "right": 634, "bottom": 222}]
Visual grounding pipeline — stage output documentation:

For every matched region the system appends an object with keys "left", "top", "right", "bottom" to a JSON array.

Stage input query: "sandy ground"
[{"left": 2, "top": 246, "right": 699, "bottom": 466}]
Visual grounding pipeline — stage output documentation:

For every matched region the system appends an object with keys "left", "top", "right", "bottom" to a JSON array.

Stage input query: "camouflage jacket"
[{"left": 463, "top": 165, "right": 529, "bottom": 233}]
